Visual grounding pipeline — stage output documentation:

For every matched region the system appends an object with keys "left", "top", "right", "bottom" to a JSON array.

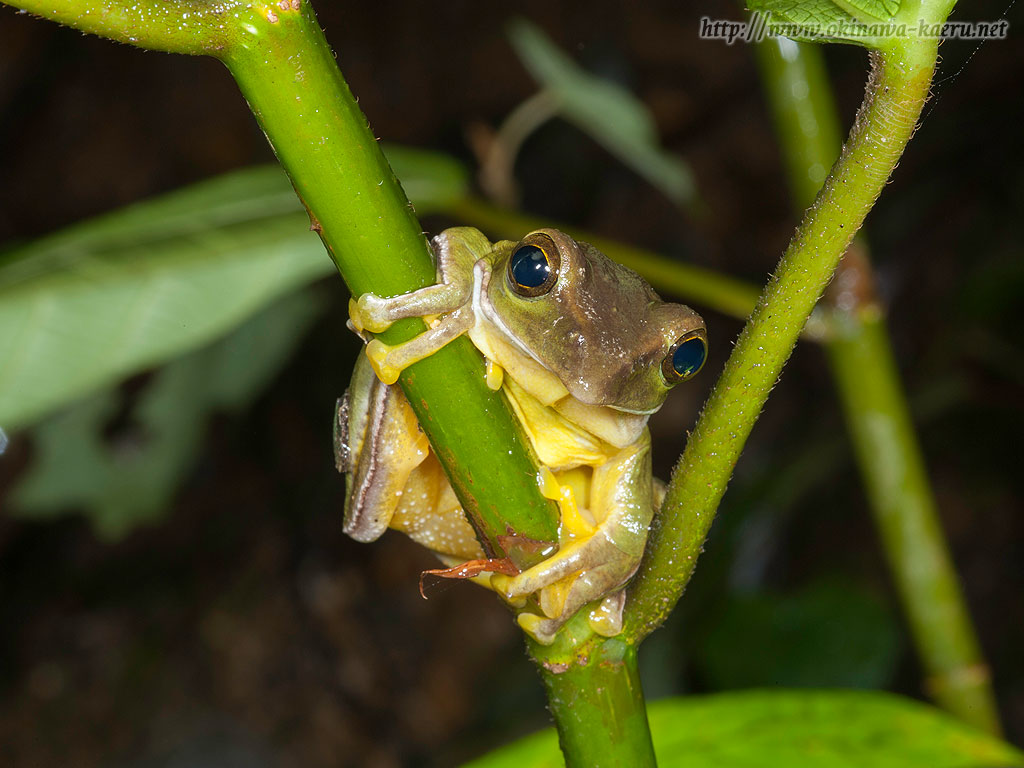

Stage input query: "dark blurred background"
[{"left": 0, "top": 1, "right": 1022, "bottom": 766}]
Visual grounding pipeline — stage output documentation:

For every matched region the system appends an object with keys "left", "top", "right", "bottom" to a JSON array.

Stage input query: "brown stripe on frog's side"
[{"left": 341, "top": 373, "right": 396, "bottom": 542}]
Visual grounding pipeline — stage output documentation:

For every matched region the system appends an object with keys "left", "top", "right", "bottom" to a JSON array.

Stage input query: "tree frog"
[{"left": 336, "top": 228, "right": 706, "bottom": 645}]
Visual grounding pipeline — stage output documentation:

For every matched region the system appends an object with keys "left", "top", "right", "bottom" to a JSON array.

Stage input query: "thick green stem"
[
  {"left": 216, "top": 4, "right": 560, "bottom": 558},
  {"left": 539, "top": 640, "right": 655, "bottom": 768},
  {"left": 2, "top": 0, "right": 559, "bottom": 559},
  {"left": 623, "top": 28, "right": 947, "bottom": 641},
  {"left": 757, "top": 35, "right": 1000, "bottom": 734}
]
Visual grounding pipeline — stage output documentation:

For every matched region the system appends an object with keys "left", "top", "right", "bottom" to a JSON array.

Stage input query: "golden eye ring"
[
  {"left": 662, "top": 330, "right": 708, "bottom": 384},
  {"left": 507, "top": 234, "right": 560, "bottom": 297}
]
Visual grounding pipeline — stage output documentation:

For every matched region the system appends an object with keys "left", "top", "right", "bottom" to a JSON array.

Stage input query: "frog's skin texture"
[{"left": 337, "top": 228, "right": 706, "bottom": 645}]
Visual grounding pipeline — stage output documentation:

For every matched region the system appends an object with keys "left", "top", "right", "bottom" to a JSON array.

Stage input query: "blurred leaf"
[
  {"left": 385, "top": 143, "right": 471, "bottom": 214},
  {"left": 0, "top": 146, "right": 469, "bottom": 433},
  {"left": 507, "top": 20, "right": 696, "bottom": 207},
  {"left": 696, "top": 580, "right": 901, "bottom": 689},
  {"left": 10, "top": 288, "right": 325, "bottom": 539},
  {"left": 464, "top": 690, "right": 1024, "bottom": 768}
]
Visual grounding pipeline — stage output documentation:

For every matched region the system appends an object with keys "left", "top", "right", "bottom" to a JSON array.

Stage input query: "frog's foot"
[
  {"left": 515, "top": 569, "right": 631, "bottom": 645},
  {"left": 497, "top": 530, "right": 621, "bottom": 602},
  {"left": 495, "top": 534, "right": 636, "bottom": 644},
  {"left": 362, "top": 307, "right": 475, "bottom": 385}
]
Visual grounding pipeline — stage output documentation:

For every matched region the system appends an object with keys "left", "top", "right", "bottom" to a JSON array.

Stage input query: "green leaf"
[
  {"left": 746, "top": 0, "right": 899, "bottom": 47},
  {"left": 507, "top": 20, "right": 696, "bottom": 207},
  {"left": 10, "top": 288, "right": 325, "bottom": 539},
  {"left": 0, "top": 146, "right": 469, "bottom": 433},
  {"left": 464, "top": 690, "right": 1024, "bottom": 768},
  {"left": 385, "top": 143, "right": 471, "bottom": 214},
  {"left": 833, "top": 0, "right": 901, "bottom": 23}
]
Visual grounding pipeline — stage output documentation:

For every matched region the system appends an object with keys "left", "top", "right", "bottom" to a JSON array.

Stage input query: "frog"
[{"left": 335, "top": 227, "right": 707, "bottom": 645}]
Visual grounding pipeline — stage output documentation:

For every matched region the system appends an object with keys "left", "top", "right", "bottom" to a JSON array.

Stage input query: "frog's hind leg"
[
  {"left": 341, "top": 355, "right": 431, "bottom": 542},
  {"left": 391, "top": 451, "right": 485, "bottom": 562}
]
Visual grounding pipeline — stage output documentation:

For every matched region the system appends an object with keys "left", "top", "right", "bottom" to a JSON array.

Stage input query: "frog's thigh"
[
  {"left": 343, "top": 359, "right": 430, "bottom": 542},
  {"left": 588, "top": 431, "right": 655, "bottom": 559},
  {"left": 391, "top": 452, "right": 485, "bottom": 561},
  {"left": 503, "top": 435, "right": 654, "bottom": 599}
]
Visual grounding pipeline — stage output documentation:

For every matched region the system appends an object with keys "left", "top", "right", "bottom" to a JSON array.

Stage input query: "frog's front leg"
[
  {"left": 349, "top": 228, "right": 494, "bottom": 384},
  {"left": 349, "top": 227, "right": 491, "bottom": 333},
  {"left": 496, "top": 432, "right": 655, "bottom": 644}
]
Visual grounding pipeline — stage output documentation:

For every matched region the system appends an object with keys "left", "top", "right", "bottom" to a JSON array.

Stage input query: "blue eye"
[
  {"left": 663, "top": 334, "right": 707, "bottom": 383},
  {"left": 508, "top": 242, "right": 557, "bottom": 296}
]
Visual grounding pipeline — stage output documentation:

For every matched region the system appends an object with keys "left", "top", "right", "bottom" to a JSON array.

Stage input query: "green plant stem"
[
  {"left": 538, "top": 640, "right": 655, "bottom": 768},
  {"left": 623, "top": 19, "right": 951, "bottom": 641},
  {"left": 527, "top": 18, "right": 955, "bottom": 760},
  {"left": 753, "top": 38, "right": 844, "bottom": 207},
  {"left": 756, "top": 36, "right": 1000, "bottom": 734},
  {"left": 217, "top": 5, "right": 560, "bottom": 558},
  {"left": 828, "top": 306, "right": 1000, "bottom": 731},
  {"left": 2, "top": 0, "right": 559, "bottom": 560}
]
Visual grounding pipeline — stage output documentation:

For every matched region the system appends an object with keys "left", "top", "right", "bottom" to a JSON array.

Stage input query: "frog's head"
[{"left": 484, "top": 229, "right": 707, "bottom": 415}]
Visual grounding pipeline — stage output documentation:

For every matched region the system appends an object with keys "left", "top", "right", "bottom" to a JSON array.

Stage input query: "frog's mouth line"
[
  {"left": 471, "top": 259, "right": 660, "bottom": 417},
  {"left": 471, "top": 259, "right": 551, "bottom": 371}
]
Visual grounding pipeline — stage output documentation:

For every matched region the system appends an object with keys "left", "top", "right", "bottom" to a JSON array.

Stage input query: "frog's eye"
[
  {"left": 507, "top": 238, "right": 559, "bottom": 297},
  {"left": 662, "top": 332, "right": 707, "bottom": 384}
]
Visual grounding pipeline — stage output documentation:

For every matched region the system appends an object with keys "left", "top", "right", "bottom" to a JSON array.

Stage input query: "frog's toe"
[
  {"left": 538, "top": 574, "right": 579, "bottom": 619},
  {"left": 489, "top": 573, "right": 528, "bottom": 607},
  {"left": 499, "top": 569, "right": 557, "bottom": 602},
  {"left": 365, "top": 339, "right": 403, "bottom": 385},
  {"left": 351, "top": 293, "right": 395, "bottom": 334},
  {"left": 587, "top": 590, "right": 626, "bottom": 637},
  {"left": 516, "top": 612, "right": 560, "bottom": 646}
]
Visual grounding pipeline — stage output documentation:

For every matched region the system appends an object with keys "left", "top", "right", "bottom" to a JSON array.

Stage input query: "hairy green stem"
[
  {"left": 623, "top": 25, "right": 948, "bottom": 640},
  {"left": 2, "top": 0, "right": 559, "bottom": 558},
  {"left": 756, "top": 35, "right": 999, "bottom": 734}
]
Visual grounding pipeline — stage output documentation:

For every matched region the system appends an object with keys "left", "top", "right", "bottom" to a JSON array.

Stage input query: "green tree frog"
[{"left": 336, "top": 228, "right": 707, "bottom": 645}]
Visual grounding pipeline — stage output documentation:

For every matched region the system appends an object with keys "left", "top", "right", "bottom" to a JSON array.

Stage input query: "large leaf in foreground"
[
  {"left": 464, "top": 690, "right": 1023, "bottom": 768},
  {"left": 0, "top": 147, "right": 468, "bottom": 432}
]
